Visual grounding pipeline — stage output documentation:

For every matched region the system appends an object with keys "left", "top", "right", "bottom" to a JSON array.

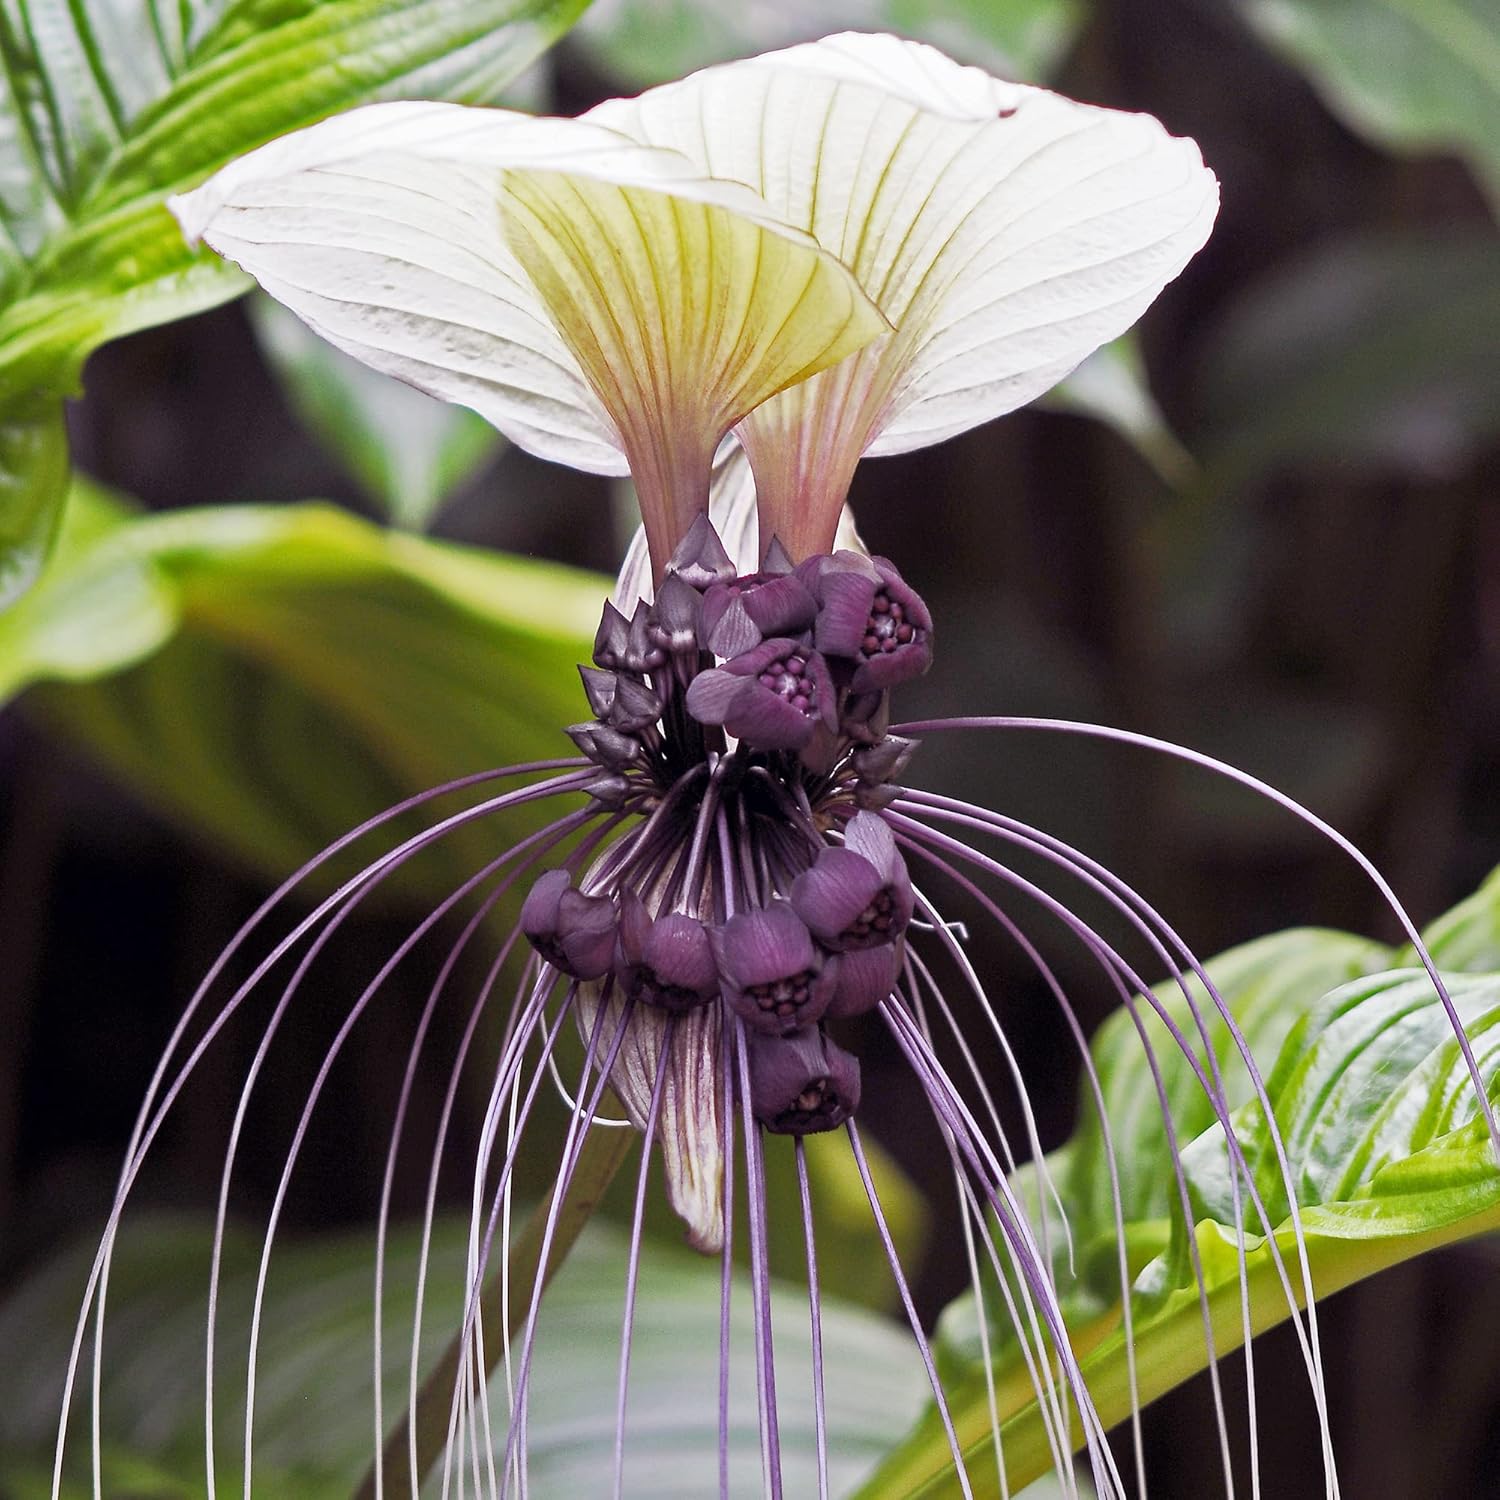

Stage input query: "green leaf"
[
  {"left": 0, "top": 390, "right": 68, "bottom": 606},
  {"left": 1197, "top": 232, "right": 1500, "bottom": 486},
  {"left": 0, "top": 0, "right": 592, "bottom": 599},
  {"left": 574, "top": 0, "right": 1082, "bottom": 89},
  {"left": 863, "top": 875, "right": 1500, "bottom": 1498},
  {"left": 249, "top": 294, "right": 503, "bottom": 531},
  {"left": 1041, "top": 336, "right": 1197, "bottom": 489},
  {"left": 3, "top": 476, "right": 607, "bottom": 890},
  {"left": 1233, "top": 0, "right": 1500, "bottom": 205},
  {"left": 0, "top": 1215, "right": 929, "bottom": 1496}
]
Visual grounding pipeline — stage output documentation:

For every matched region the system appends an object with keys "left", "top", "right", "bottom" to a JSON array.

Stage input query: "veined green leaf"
[
  {"left": 864, "top": 873, "right": 1500, "bottom": 1498},
  {"left": 1, "top": 476, "right": 607, "bottom": 891},
  {"left": 1233, "top": 0, "right": 1500, "bottom": 206},
  {"left": 0, "top": 389, "right": 68, "bottom": 606},
  {"left": 0, "top": 1216, "right": 929, "bottom": 1496},
  {"left": 0, "top": 0, "right": 592, "bottom": 599}
]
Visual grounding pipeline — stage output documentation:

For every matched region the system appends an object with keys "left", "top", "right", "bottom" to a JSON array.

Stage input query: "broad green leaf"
[
  {"left": 575, "top": 0, "right": 1084, "bottom": 89},
  {"left": 249, "top": 295, "right": 503, "bottom": 531},
  {"left": 0, "top": 390, "right": 68, "bottom": 606},
  {"left": 3, "top": 476, "right": 607, "bottom": 889},
  {"left": 1234, "top": 0, "right": 1500, "bottom": 205},
  {"left": 1197, "top": 232, "right": 1500, "bottom": 486},
  {"left": 864, "top": 874, "right": 1500, "bottom": 1497},
  {"left": 0, "top": 1216, "right": 928, "bottom": 1496},
  {"left": 0, "top": 0, "right": 592, "bottom": 599}
]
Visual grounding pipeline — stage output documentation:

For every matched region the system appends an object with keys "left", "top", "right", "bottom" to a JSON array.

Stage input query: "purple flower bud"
[
  {"left": 647, "top": 573, "right": 702, "bottom": 655},
  {"left": 684, "top": 638, "right": 836, "bottom": 752},
  {"left": 712, "top": 903, "right": 834, "bottom": 1035},
  {"left": 839, "top": 689, "right": 890, "bottom": 745},
  {"left": 747, "top": 1027, "right": 862, "bottom": 1135},
  {"left": 852, "top": 735, "right": 919, "bottom": 786},
  {"left": 614, "top": 890, "right": 719, "bottom": 1013},
  {"left": 760, "top": 536, "right": 795, "bottom": 575},
  {"left": 824, "top": 940, "right": 904, "bottom": 1019},
  {"left": 578, "top": 665, "right": 617, "bottom": 719},
  {"left": 593, "top": 600, "right": 630, "bottom": 670},
  {"left": 665, "top": 512, "right": 735, "bottom": 590},
  {"left": 789, "top": 818, "right": 913, "bottom": 951},
  {"left": 585, "top": 772, "right": 631, "bottom": 810},
  {"left": 622, "top": 599, "right": 667, "bottom": 675},
  {"left": 701, "top": 572, "right": 817, "bottom": 659},
  {"left": 607, "top": 675, "right": 662, "bottom": 734},
  {"left": 812, "top": 556, "right": 932, "bottom": 692},
  {"left": 520, "top": 869, "right": 617, "bottom": 980},
  {"left": 565, "top": 722, "right": 640, "bottom": 771}
]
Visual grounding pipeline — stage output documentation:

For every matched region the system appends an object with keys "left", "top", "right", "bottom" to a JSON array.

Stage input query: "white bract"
[{"left": 170, "top": 31, "right": 1217, "bottom": 573}]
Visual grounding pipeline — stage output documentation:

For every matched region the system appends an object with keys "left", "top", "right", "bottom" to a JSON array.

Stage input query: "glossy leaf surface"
[
  {"left": 1, "top": 478, "right": 605, "bottom": 887},
  {"left": 0, "top": 0, "right": 591, "bottom": 597}
]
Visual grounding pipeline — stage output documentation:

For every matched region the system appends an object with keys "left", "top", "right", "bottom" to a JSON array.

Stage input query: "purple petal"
[
  {"left": 722, "top": 683, "right": 817, "bottom": 752},
  {"left": 711, "top": 904, "right": 817, "bottom": 987},
  {"left": 557, "top": 887, "right": 619, "bottom": 979},
  {"left": 684, "top": 667, "right": 750, "bottom": 726},
  {"left": 789, "top": 847, "right": 884, "bottom": 947},
  {"left": 520, "top": 868, "right": 569, "bottom": 938},
  {"left": 703, "top": 592, "right": 761, "bottom": 658},
  {"left": 825, "top": 941, "right": 903, "bottom": 1019},
  {"left": 813, "top": 569, "right": 878, "bottom": 658}
]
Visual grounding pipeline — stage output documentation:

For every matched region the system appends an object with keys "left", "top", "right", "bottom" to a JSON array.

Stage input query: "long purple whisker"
[
  {"left": 613, "top": 1022, "right": 674, "bottom": 1498},
  {"left": 879, "top": 999, "right": 1126, "bottom": 1498},
  {"left": 891, "top": 816, "right": 1329, "bottom": 1495},
  {"left": 898, "top": 838, "right": 1148, "bottom": 1493},
  {"left": 371, "top": 811, "right": 597, "bottom": 1499},
  {"left": 498, "top": 992, "right": 637, "bottom": 1496},
  {"left": 794, "top": 1138, "right": 830, "bottom": 1500},
  {"left": 896, "top": 796, "right": 1336, "bottom": 1489},
  {"left": 65, "top": 767, "right": 590, "bottom": 1500},
  {"left": 239, "top": 825, "right": 585, "bottom": 1496},
  {"left": 895, "top": 716, "right": 1500, "bottom": 1162},
  {"left": 736, "top": 1019, "right": 784, "bottom": 1500},
  {"left": 848, "top": 1119, "right": 977, "bottom": 1500}
]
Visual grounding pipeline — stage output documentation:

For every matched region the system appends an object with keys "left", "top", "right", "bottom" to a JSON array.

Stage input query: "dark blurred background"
[{"left": 3, "top": 0, "right": 1498, "bottom": 1495}]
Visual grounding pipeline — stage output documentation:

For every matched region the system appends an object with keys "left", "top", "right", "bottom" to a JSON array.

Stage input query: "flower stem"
[{"left": 354, "top": 1117, "right": 637, "bottom": 1500}]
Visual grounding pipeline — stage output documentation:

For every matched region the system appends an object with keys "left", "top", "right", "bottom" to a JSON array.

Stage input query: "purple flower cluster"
[{"left": 523, "top": 517, "right": 929, "bottom": 1135}]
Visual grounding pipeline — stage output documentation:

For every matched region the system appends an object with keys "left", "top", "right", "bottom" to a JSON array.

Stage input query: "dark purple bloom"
[
  {"left": 813, "top": 554, "right": 932, "bottom": 692},
  {"left": 789, "top": 841, "right": 913, "bottom": 952},
  {"left": 683, "top": 637, "right": 836, "bottom": 752},
  {"left": 614, "top": 889, "right": 718, "bottom": 1013},
  {"left": 790, "top": 810, "right": 913, "bottom": 950},
  {"left": 711, "top": 903, "right": 834, "bottom": 1034},
  {"left": 824, "top": 940, "right": 904, "bottom": 1019},
  {"left": 746, "top": 1026, "right": 861, "bottom": 1134},
  {"left": 700, "top": 570, "right": 817, "bottom": 658},
  {"left": 519, "top": 868, "right": 618, "bottom": 980},
  {"left": 578, "top": 664, "right": 617, "bottom": 718}
]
